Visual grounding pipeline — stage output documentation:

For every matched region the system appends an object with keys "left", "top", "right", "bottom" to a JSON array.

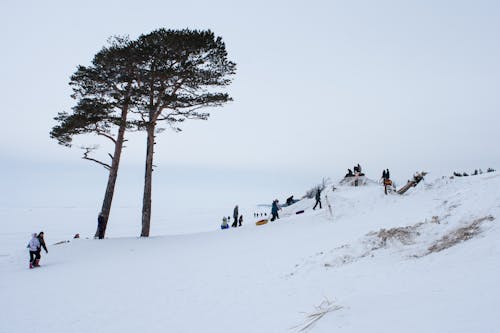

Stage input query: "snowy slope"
[{"left": 1, "top": 173, "right": 499, "bottom": 333}]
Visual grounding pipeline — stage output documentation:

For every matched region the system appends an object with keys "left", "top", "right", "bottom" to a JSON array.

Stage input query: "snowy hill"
[{"left": 1, "top": 172, "right": 499, "bottom": 333}]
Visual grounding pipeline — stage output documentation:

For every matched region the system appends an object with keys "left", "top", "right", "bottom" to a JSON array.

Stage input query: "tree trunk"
[
  {"left": 94, "top": 106, "right": 129, "bottom": 239},
  {"left": 141, "top": 122, "right": 155, "bottom": 237}
]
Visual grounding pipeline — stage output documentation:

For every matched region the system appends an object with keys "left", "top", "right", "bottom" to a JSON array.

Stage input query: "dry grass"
[
  {"left": 427, "top": 215, "right": 495, "bottom": 254},
  {"left": 291, "top": 299, "right": 343, "bottom": 332},
  {"left": 373, "top": 223, "right": 424, "bottom": 247}
]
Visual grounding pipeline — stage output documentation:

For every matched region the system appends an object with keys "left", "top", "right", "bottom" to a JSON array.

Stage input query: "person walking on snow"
[
  {"left": 36, "top": 231, "right": 48, "bottom": 266},
  {"left": 232, "top": 205, "right": 239, "bottom": 227},
  {"left": 313, "top": 188, "right": 322, "bottom": 210},
  {"left": 239, "top": 215, "right": 243, "bottom": 227},
  {"left": 27, "top": 233, "right": 40, "bottom": 269}
]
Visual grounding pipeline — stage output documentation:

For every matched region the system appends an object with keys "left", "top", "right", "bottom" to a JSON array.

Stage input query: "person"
[
  {"left": 96, "top": 212, "right": 106, "bottom": 239},
  {"left": 313, "top": 188, "right": 322, "bottom": 210},
  {"left": 27, "top": 233, "right": 40, "bottom": 269},
  {"left": 238, "top": 215, "right": 243, "bottom": 227},
  {"left": 382, "top": 169, "right": 387, "bottom": 180},
  {"left": 345, "top": 169, "right": 354, "bottom": 178},
  {"left": 386, "top": 169, "right": 390, "bottom": 180},
  {"left": 221, "top": 217, "right": 229, "bottom": 230},
  {"left": 36, "top": 232, "right": 48, "bottom": 266},
  {"left": 271, "top": 200, "right": 280, "bottom": 221},
  {"left": 383, "top": 178, "right": 393, "bottom": 195},
  {"left": 232, "top": 205, "right": 239, "bottom": 228}
]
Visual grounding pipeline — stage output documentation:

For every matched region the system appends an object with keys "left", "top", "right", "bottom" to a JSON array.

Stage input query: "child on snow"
[
  {"left": 221, "top": 217, "right": 229, "bottom": 230},
  {"left": 27, "top": 233, "right": 40, "bottom": 269}
]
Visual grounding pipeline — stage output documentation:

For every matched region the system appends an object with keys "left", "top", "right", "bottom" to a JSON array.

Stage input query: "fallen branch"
[{"left": 291, "top": 299, "right": 343, "bottom": 332}]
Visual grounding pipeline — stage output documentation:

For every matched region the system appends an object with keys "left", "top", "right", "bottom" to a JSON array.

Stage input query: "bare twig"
[{"left": 291, "top": 299, "right": 343, "bottom": 332}]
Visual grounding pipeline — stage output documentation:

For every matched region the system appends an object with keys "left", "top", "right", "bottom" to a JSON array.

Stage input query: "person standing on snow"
[
  {"left": 313, "top": 188, "right": 322, "bottom": 210},
  {"left": 27, "top": 233, "right": 40, "bottom": 269},
  {"left": 36, "top": 231, "right": 48, "bottom": 266},
  {"left": 232, "top": 205, "right": 239, "bottom": 228},
  {"left": 238, "top": 215, "right": 243, "bottom": 227},
  {"left": 271, "top": 200, "right": 280, "bottom": 221}
]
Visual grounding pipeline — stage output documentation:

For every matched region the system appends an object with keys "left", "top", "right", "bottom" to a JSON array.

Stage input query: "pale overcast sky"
[{"left": 1, "top": 0, "right": 499, "bottom": 211}]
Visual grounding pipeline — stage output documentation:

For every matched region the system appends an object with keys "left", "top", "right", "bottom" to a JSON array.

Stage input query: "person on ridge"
[
  {"left": 313, "top": 188, "right": 322, "bottom": 210},
  {"left": 238, "top": 215, "right": 243, "bottom": 227},
  {"left": 232, "top": 205, "right": 239, "bottom": 228},
  {"left": 27, "top": 233, "right": 40, "bottom": 269},
  {"left": 345, "top": 169, "right": 354, "bottom": 178}
]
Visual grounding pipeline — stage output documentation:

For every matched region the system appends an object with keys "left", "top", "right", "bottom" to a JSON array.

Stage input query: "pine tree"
[
  {"left": 131, "top": 29, "right": 236, "bottom": 237},
  {"left": 50, "top": 36, "right": 138, "bottom": 238}
]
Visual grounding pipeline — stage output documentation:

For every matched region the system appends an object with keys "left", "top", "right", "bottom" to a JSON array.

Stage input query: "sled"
[
  {"left": 397, "top": 172, "right": 427, "bottom": 195},
  {"left": 255, "top": 219, "right": 268, "bottom": 226}
]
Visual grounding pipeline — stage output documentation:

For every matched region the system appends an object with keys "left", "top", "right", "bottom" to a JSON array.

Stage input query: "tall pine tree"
[
  {"left": 131, "top": 29, "right": 236, "bottom": 237},
  {"left": 51, "top": 37, "right": 138, "bottom": 238}
]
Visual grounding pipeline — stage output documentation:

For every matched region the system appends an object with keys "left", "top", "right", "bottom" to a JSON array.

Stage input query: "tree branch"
[{"left": 81, "top": 147, "right": 112, "bottom": 170}]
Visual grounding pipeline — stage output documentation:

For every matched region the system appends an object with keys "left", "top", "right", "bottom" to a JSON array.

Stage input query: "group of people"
[
  {"left": 345, "top": 163, "right": 364, "bottom": 178},
  {"left": 27, "top": 231, "right": 48, "bottom": 269},
  {"left": 381, "top": 169, "right": 393, "bottom": 195},
  {"left": 222, "top": 198, "right": 285, "bottom": 228},
  {"left": 453, "top": 168, "right": 495, "bottom": 177},
  {"left": 221, "top": 205, "right": 243, "bottom": 229}
]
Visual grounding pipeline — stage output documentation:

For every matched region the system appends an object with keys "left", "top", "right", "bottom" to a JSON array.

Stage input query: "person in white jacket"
[{"left": 27, "top": 233, "right": 40, "bottom": 269}]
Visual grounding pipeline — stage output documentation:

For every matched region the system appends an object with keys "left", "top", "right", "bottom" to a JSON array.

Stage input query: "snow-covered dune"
[{"left": 1, "top": 173, "right": 499, "bottom": 332}]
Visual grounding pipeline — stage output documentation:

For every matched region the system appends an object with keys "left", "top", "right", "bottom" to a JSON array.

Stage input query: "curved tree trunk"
[
  {"left": 141, "top": 122, "right": 155, "bottom": 237},
  {"left": 94, "top": 106, "right": 129, "bottom": 239}
]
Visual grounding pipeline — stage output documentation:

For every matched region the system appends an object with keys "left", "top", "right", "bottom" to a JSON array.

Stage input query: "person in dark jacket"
[
  {"left": 96, "top": 212, "right": 108, "bottom": 239},
  {"left": 35, "top": 231, "right": 48, "bottom": 267},
  {"left": 271, "top": 200, "right": 280, "bottom": 221},
  {"left": 238, "top": 215, "right": 243, "bottom": 227},
  {"left": 231, "top": 205, "right": 239, "bottom": 227},
  {"left": 313, "top": 188, "right": 322, "bottom": 210}
]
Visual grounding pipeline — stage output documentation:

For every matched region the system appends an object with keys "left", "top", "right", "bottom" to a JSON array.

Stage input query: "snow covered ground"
[{"left": 1, "top": 172, "right": 499, "bottom": 332}]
